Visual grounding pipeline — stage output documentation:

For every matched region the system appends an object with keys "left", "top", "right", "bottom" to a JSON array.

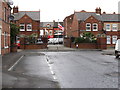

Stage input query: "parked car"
[
  {"left": 48, "top": 38, "right": 63, "bottom": 44},
  {"left": 36, "top": 38, "right": 43, "bottom": 44},
  {"left": 16, "top": 40, "right": 20, "bottom": 49},
  {"left": 115, "top": 39, "right": 120, "bottom": 58}
]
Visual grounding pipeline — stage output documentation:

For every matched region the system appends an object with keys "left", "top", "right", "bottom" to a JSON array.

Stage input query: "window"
[
  {"left": 4, "top": 8, "right": 7, "bottom": 21},
  {"left": 93, "top": 23, "right": 98, "bottom": 31},
  {"left": 45, "top": 30, "right": 48, "bottom": 35},
  {"left": 20, "top": 24, "right": 25, "bottom": 31},
  {"left": 106, "top": 24, "right": 111, "bottom": 31},
  {"left": 49, "top": 30, "right": 52, "bottom": 35},
  {"left": 107, "top": 36, "right": 111, "bottom": 44},
  {"left": 112, "top": 36, "right": 117, "bottom": 44},
  {"left": 112, "top": 24, "right": 118, "bottom": 31},
  {"left": 86, "top": 23, "right": 91, "bottom": 31},
  {"left": 27, "top": 24, "right": 32, "bottom": 31},
  {"left": 4, "top": 32, "right": 8, "bottom": 48}
]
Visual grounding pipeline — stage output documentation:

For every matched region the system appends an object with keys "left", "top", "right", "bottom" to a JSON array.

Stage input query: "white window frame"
[
  {"left": 107, "top": 36, "right": 111, "bottom": 44},
  {"left": 4, "top": 32, "right": 8, "bottom": 49},
  {"left": 27, "top": 23, "right": 32, "bottom": 31},
  {"left": 112, "top": 24, "right": 118, "bottom": 31},
  {"left": 93, "top": 23, "right": 98, "bottom": 31},
  {"left": 20, "top": 24, "right": 25, "bottom": 31},
  {"left": 112, "top": 35, "right": 117, "bottom": 44},
  {"left": 106, "top": 24, "right": 111, "bottom": 31},
  {"left": 86, "top": 23, "right": 91, "bottom": 31}
]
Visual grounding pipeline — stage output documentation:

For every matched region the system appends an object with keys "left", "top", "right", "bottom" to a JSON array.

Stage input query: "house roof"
[
  {"left": 40, "top": 22, "right": 54, "bottom": 27},
  {"left": 101, "top": 14, "right": 119, "bottom": 21},
  {"left": 40, "top": 22, "right": 63, "bottom": 28},
  {"left": 14, "top": 11, "right": 40, "bottom": 21},
  {"left": 53, "top": 22, "right": 63, "bottom": 27},
  {"left": 75, "top": 12, "right": 102, "bottom": 21},
  {"left": 75, "top": 12, "right": 120, "bottom": 22}
]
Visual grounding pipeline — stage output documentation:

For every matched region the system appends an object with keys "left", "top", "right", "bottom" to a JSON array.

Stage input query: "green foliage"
[
  {"left": 10, "top": 23, "right": 19, "bottom": 45},
  {"left": 74, "top": 32, "right": 97, "bottom": 43},
  {"left": 74, "top": 37, "right": 85, "bottom": 43}
]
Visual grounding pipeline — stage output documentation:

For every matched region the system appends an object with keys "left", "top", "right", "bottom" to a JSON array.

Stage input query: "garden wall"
[
  {"left": 64, "top": 37, "right": 107, "bottom": 49},
  {"left": 20, "top": 44, "right": 47, "bottom": 49}
]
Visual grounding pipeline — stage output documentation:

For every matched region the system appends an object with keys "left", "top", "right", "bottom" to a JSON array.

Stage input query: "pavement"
[{"left": 102, "top": 49, "right": 115, "bottom": 56}]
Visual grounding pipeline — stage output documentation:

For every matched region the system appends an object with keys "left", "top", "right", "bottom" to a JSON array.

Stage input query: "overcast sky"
[{"left": 12, "top": 0, "right": 120, "bottom": 22}]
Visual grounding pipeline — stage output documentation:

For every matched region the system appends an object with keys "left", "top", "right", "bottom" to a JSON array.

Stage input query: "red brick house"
[
  {"left": 12, "top": 6, "right": 40, "bottom": 38},
  {"left": 40, "top": 21, "right": 64, "bottom": 38},
  {"left": 64, "top": 8, "right": 120, "bottom": 48},
  {"left": 40, "top": 22, "right": 54, "bottom": 38},
  {"left": 0, "top": 0, "right": 13, "bottom": 55},
  {"left": 12, "top": 6, "right": 48, "bottom": 49}
]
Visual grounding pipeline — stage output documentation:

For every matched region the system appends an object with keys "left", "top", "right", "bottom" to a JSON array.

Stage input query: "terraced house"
[
  {"left": 12, "top": 6, "right": 40, "bottom": 38},
  {"left": 0, "top": 0, "right": 13, "bottom": 55},
  {"left": 64, "top": 7, "right": 120, "bottom": 48}
]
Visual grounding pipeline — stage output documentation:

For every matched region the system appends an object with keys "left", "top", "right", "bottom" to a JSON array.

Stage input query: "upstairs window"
[
  {"left": 106, "top": 24, "right": 111, "bottom": 31},
  {"left": 93, "top": 23, "right": 98, "bottom": 31},
  {"left": 4, "top": 8, "right": 7, "bottom": 21},
  {"left": 27, "top": 24, "right": 32, "bottom": 31},
  {"left": 86, "top": 23, "right": 91, "bottom": 31},
  {"left": 112, "top": 24, "right": 118, "bottom": 31},
  {"left": 20, "top": 24, "right": 25, "bottom": 31}
]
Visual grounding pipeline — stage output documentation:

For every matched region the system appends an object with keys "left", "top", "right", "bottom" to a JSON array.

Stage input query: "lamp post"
[{"left": 57, "top": 19, "right": 59, "bottom": 50}]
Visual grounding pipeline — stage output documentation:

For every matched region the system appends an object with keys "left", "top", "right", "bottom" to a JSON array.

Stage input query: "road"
[
  {"left": 45, "top": 51, "right": 118, "bottom": 88},
  {"left": 2, "top": 50, "right": 118, "bottom": 88}
]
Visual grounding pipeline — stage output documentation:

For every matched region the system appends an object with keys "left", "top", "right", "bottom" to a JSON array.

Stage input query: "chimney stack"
[
  {"left": 95, "top": 7, "right": 101, "bottom": 15},
  {"left": 13, "top": 6, "right": 19, "bottom": 14}
]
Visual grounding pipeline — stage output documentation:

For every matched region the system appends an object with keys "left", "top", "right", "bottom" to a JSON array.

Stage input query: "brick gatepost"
[{"left": 97, "top": 37, "right": 107, "bottom": 49}]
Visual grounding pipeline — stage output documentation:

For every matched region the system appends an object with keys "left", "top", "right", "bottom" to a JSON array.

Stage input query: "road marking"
[
  {"left": 8, "top": 55, "right": 24, "bottom": 71},
  {"left": 45, "top": 55, "right": 57, "bottom": 80}
]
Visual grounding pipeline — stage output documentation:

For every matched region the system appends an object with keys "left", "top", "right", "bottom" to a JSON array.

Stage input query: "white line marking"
[
  {"left": 8, "top": 55, "right": 24, "bottom": 71},
  {"left": 45, "top": 55, "right": 57, "bottom": 80}
]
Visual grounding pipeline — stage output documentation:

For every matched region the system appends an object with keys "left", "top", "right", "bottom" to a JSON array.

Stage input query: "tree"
[{"left": 10, "top": 23, "right": 19, "bottom": 45}]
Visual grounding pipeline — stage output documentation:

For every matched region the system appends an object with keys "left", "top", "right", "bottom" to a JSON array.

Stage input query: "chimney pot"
[
  {"left": 13, "top": 6, "right": 19, "bottom": 14},
  {"left": 95, "top": 7, "right": 101, "bottom": 15}
]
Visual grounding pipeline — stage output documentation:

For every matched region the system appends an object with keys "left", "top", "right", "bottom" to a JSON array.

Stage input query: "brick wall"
[
  {"left": 71, "top": 15, "right": 79, "bottom": 37},
  {"left": 1, "top": 1, "right": 11, "bottom": 55},
  {"left": 16, "top": 14, "right": 40, "bottom": 36},
  {"left": 64, "top": 37, "right": 107, "bottom": 49},
  {"left": 79, "top": 16, "right": 103, "bottom": 36},
  {"left": 20, "top": 44, "right": 47, "bottom": 49},
  {"left": 64, "top": 14, "right": 74, "bottom": 37}
]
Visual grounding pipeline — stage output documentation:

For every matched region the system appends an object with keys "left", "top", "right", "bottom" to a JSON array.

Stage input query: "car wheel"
[{"left": 115, "top": 54, "right": 119, "bottom": 58}]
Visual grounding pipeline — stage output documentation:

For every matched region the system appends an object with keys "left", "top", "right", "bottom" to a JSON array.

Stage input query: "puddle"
[
  {"left": 24, "top": 52, "right": 45, "bottom": 56},
  {"left": 105, "top": 72, "right": 119, "bottom": 77}
]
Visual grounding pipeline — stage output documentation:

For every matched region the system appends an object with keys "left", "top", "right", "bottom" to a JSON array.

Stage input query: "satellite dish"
[{"left": 9, "top": 14, "right": 14, "bottom": 21}]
